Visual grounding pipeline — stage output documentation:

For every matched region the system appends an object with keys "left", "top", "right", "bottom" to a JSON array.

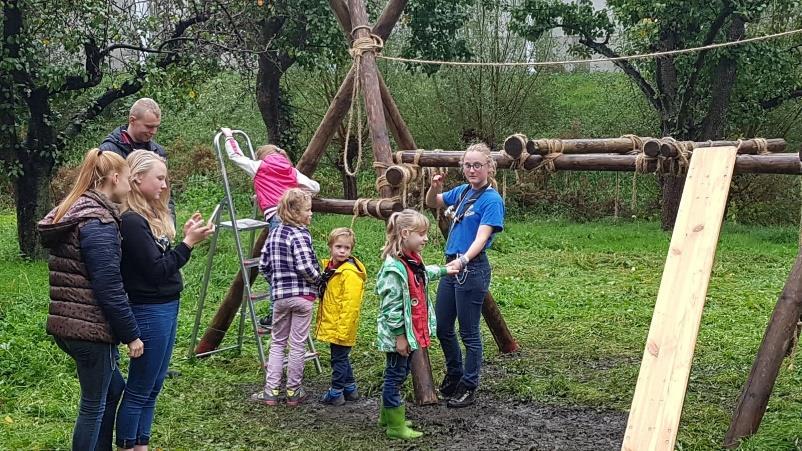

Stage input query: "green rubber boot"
[
  {"left": 383, "top": 405, "right": 423, "bottom": 440},
  {"left": 378, "top": 406, "right": 413, "bottom": 427}
]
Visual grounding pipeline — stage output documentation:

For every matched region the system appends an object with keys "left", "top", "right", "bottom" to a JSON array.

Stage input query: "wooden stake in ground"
[
  {"left": 622, "top": 146, "right": 738, "bottom": 451},
  {"left": 723, "top": 248, "right": 802, "bottom": 448}
]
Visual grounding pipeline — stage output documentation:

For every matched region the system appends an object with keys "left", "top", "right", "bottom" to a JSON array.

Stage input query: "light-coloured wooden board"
[{"left": 622, "top": 146, "right": 738, "bottom": 451}]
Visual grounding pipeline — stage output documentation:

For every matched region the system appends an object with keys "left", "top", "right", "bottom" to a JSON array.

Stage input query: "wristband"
[{"left": 459, "top": 255, "right": 469, "bottom": 267}]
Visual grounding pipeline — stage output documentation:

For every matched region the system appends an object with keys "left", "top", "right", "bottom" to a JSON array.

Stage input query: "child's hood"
[{"left": 323, "top": 256, "right": 367, "bottom": 281}]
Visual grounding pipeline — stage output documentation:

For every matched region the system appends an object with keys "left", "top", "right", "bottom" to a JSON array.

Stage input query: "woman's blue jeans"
[
  {"left": 54, "top": 336, "right": 125, "bottom": 451},
  {"left": 436, "top": 253, "right": 491, "bottom": 390},
  {"left": 116, "top": 301, "right": 179, "bottom": 448}
]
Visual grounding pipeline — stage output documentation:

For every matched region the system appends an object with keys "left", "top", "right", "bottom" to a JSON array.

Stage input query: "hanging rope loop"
[{"left": 342, "top": 30, "right": 384, "bottom": 177}]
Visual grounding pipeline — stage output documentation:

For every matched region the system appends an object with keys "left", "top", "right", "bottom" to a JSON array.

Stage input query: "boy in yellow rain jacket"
[{"left": 315, "top": 228, "right": 367, "bottom": 406}]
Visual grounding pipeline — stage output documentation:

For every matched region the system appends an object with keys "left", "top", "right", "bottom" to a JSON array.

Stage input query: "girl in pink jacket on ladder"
[{"left": 221, "top": 127, "right": 320, "bottom": 326}]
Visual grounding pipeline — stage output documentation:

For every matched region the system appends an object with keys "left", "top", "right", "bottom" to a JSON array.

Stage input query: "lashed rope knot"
[
  {"left": 737, "top": 138, "right": 769, "bottom": 155},
  {"left": 342, "top": 27, "right": 385, "bottom": 177},
  {"left": 531, "top": 139, "right": 564, "bottom": 173},
  {"left": 349, "top": 196, "right": 398, "bottom": 229},
  {"left": 660, "top": 137, "right": 692, "bottom": 176},
  {"left": 499, "top": 134, "right": 530, "bottom": 201},
  {"left": 620, "top": 134, "right": 644, "bottom": 155}
]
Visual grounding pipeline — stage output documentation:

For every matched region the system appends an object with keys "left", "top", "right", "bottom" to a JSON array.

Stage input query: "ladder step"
[
  {"left": 220, "top": 218, "right": 270, "bottom": 231},
  {"left": 243, "top": 257, "right": 260, "bottom": 269},
  {"left": 257, "top": 324, "right": 272, "bottom": 335},
  {"left": 250, "top": 292, "right": 271, "bottom": 303}
]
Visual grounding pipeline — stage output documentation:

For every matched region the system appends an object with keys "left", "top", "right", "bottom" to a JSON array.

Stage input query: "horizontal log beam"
[
  {"left": 503, "top": 136, "right": 787, "bottom": 158},
  {"left": 395, "top": 150, "right": 802, "bottom": 175},
  {"left": 385, "top": 164, "right": 422, "bottom": 187},
  {"left": 659, "top": 139, "right": 787, "bottom": 157},
  {"left": 312, "top": 197, "right": 403, "bottom": 218}
]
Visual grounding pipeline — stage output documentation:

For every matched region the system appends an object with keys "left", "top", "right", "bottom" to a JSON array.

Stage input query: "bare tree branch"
[
  {"left": 578, "top": 37, "right": 662, "bottom": 114},
  {"left": 760, "top": 88, "right": 802, "bottom": 110}
]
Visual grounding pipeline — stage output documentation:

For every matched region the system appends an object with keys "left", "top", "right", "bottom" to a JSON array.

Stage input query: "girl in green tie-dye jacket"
[{"left": 375, "top": 209, "right": 458, "bottom": 440}]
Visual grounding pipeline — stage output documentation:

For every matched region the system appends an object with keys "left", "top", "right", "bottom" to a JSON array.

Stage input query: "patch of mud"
[{"left": 244, "top": 382, "right": 626, "bottom": 450}]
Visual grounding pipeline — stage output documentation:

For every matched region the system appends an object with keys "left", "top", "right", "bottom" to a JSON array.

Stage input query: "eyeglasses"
[{"left": 462, "top": 162, "right": 485, "bottom": 171}]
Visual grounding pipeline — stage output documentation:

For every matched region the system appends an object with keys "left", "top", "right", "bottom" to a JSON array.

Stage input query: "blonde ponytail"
[
  {"left": 380, "top": 209, "right": 430, "bottom": 260},
  {"left": 53, "top": 148, "right": 127, "bottom": 223}
]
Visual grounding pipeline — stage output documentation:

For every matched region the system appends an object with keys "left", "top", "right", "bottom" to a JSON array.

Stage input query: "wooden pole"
[
  {"left": 296, "top": 0, "right": 409, "bottom": 176},
  {"left": 660, "top": 139, "right": 786, "bottom": 157},
  {"left": 410, "top": 347, "right": 439, "bottom": 405},
  {"left": 394, "top": 150, "right": 802, "bottom": 175},
  {"left": 723, "top": 248, "right": 802, "bottom": 448},
  {"left": 503, "top": 136, "right": 787, "bottom": 158},
  {"left": 312, "top": 197, "right": 403, "bottom": 218},
  {"left": 297, "top": 68, "right": 356, "bottom": 176},
  {"left": 482, "top": 293, "right": 520, "bottom": 353},
  {"left": 379, "top": 71, "right": 416, "bottom": 150},
  {"left": 348, "top": 0, "right": 394, "bottom": 198},
  {"left": 643, "top": 139, "right": 662, "bottom": 157}
]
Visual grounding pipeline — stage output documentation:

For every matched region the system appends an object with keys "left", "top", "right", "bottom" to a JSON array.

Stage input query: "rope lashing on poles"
[{"left": 342, "top": 26, "right": 384, "bottom": 177}]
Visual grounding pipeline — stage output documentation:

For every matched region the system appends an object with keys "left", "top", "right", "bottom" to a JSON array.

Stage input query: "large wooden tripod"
[{"left": 194, "top": 0, "right": 519, "bottom": 405}]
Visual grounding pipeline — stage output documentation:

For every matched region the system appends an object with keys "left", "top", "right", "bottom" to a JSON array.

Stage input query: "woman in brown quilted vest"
[{"left": 38, "top": 148, "right": 144, "bottom": 451}]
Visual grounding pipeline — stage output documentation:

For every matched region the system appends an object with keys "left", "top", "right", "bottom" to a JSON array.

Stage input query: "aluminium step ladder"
[{"left": 187, "top": 129, "right": 322, "bottom": 374}]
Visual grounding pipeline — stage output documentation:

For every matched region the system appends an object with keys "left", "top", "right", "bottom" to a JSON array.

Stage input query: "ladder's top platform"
[{"left": 220, "top": 218, "right": 270, "bottom": 232}]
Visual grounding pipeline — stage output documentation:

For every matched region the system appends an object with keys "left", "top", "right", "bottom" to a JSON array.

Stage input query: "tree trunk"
[
  {"left": 659, "top": 175, "right": 685, "bottom": 231},
  {"left": 660, "top": 17, "right": 745, "bottom": 230},
  {"left": 256, "top": 53, "right": 282, "bottom": 146},
  {"left": 17, "top": 92, "right": 57, "bottom": 259},
  {"left": 256, "top": 53, "right": 298, "bottom": 159}
]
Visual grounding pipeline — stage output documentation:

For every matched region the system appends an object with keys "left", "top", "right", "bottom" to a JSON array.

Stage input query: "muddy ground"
[{"left": 244, "top": 379, "right": 627, "bottom": 450}]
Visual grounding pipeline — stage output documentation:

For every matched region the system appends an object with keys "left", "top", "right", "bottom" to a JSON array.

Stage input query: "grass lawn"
[{"left": 2, "top": 212, "right": 802, "bottom": 450}]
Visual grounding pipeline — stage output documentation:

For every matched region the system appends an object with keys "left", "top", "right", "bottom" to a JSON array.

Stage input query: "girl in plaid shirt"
[{"left": 251, "top": 189, "right": 321, "bottom": 406}]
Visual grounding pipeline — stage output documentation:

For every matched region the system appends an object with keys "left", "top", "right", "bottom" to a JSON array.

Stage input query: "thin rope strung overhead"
[{"left": 375, "top": 28, "right": 802, "bottom": 67}]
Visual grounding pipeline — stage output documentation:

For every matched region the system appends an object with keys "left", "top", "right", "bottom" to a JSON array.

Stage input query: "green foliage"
[
  {"left": 401, "top": 0, "right": 474, "bottom": 74},
  {"left": 509, "top": 0, "right": 802, "bottom": 139}
]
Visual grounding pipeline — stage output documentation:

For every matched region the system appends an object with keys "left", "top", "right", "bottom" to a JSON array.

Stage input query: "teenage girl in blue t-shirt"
[{"left": 425, "top": 142, "right": 505, "bottom": 408}]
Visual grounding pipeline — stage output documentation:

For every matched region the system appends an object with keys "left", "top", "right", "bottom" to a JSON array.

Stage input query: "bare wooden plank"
[{"left": 622, "top": 146, "right": 738, "bottom": 451}]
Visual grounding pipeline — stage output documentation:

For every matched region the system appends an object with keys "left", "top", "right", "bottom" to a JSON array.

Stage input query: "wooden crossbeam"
[{"left": 622, "top": 146, "right": 738, "bottom": 451}]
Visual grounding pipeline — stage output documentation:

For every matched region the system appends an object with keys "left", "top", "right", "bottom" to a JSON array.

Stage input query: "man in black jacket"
[
  {"left": 100, "top": 97, "right": 175, "bottom": 219},
  {"left": 100, "top": 97, "right": 165, "bottom": 158}
]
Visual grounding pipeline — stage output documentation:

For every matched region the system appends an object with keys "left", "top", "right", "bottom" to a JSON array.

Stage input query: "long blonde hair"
[
  {"left": 459, "top": 142, "right": 497, "bottom": 189},
  {"left": 277, "top": 188, "right": 311, "bottom": 227},
  {"left": 380, "top": 209, "right": 429, "bottom": 260},
  {"left": 123, "top": 150, "right": 175, "bottom": 240},
  {"left": 53, "top": 148, "right": 128, "bottom": 223}
]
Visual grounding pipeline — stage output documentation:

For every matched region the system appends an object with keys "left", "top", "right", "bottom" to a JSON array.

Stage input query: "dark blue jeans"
[
  {"left": 116, "top": 301, "right": 179, "bottom": 448},
  {"left": 53, "top": 336, "right": 125, "bottom": 451},
  {"left": 382, "top": 351, "right": 413, "bottom": 408},
  {"left": 330, "top": 343, "right": 355, "bottom": 391},
  {"left": 436, "top": 253, "right": 491, "bottom": 390}
]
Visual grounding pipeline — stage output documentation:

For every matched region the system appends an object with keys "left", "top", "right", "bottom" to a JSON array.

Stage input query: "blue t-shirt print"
[{"left": 442, "top": 183, "right": 505, "bottom": 255}]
